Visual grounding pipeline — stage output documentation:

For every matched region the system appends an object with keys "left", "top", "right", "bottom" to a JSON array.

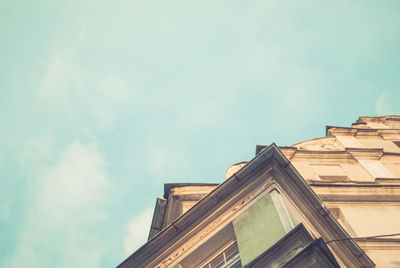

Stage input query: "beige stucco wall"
[
  {"left": 287, "top": 116, "right": 400, "bottom": 267},
  {"left": 228, "top": 116, "right": 400, "bottom": 267}
]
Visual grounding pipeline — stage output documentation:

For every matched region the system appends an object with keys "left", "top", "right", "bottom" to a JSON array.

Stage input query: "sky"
[{"left": 1, "top": 1, "right": 400, "bottom": 267}]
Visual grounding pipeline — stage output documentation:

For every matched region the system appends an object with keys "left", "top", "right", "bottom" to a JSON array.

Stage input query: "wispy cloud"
[
  {"left": 38, "top": 30, "right": 135, "bottom": 129},
  {"left": 123, "top": 207, "right": 153, "bottom": 256},
  {"left": 91, "top": 74, "right": 131, "bottom": 129},
  {"left": 18, "top": 135, "right": 54, "bottom": 172},
  {"left": 4, "top": 141, "right": 109, "bottom": 268},
  {"left": 40, "top": 52, "right": 75, "bottom": 101}
]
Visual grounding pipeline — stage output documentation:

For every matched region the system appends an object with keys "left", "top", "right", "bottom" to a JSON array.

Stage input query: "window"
[
  {"left": 178, "top": 224, "right": 238, "bottom": 268},
  {"left": 232, "top": 189, "right": 297, "bottom": 266},
  {"left": 394, "top": 141, "right": 400, "bottom": 148},
  {"left": 200, "top": 241, "right": 241, "bottom": 268},
  {"left": 177, "top": 189, "right": 300, "bottom": 268}
]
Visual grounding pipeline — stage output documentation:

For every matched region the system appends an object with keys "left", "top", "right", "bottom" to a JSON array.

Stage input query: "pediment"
[{"left": 118, "top": 144, "right": 374, "bottom": 268}]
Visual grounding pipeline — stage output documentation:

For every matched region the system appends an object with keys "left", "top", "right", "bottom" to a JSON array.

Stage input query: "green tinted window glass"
[{"left": 233, "top": 193, "right": 286, "bottom": 266}]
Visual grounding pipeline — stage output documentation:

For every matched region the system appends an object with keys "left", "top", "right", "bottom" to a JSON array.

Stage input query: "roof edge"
[{"left": 163, "top": 183, "right": 220, "bottom": 198}]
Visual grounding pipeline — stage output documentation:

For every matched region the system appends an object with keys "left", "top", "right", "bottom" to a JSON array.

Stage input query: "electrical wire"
[{"left": 326, "top": 233, "right": 400, "bottom": 244}]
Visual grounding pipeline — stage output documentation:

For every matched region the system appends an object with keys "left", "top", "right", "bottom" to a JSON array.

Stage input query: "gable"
[{"left": 118, "top": 144, "right": 374, "bottom": 268}]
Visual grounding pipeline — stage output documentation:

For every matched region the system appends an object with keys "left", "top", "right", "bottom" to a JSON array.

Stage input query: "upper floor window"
[
  {"left": 177, "top": 188, "right": 299, "bottom": 267},
  {"left": 200, "top": 241, "right": 241, "bottom": 268}
]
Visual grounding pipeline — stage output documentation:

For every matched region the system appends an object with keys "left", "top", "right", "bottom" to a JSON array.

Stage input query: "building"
[{"left": 118, "top": 116, "right": 400, "bottom": 268}]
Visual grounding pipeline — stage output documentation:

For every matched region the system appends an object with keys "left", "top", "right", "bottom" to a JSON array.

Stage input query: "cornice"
[
  {"left": 279, "top": 146, "right": 400, "bottom": 163},
  {"left": 327, "top": 126, "right": 400, "bottom": 138},
  {"left": 163, "top": 183, "right": 219, "bottom": 199},
  {"left": 310, "top": 183, "right": 400, "bottom": 202},
  {"left": 346, "top": 148, "right": 384, "bottom": 160}
]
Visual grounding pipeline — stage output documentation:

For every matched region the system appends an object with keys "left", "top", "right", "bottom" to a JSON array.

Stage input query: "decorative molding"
[{"left": 293, "top": 137, "right": 344, "bottom": 151}]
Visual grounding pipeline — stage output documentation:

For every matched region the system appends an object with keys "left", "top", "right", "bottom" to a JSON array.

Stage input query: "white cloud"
[
  {"left": 123, "top": 207, "right": 154, "bottom": 255},
  {"left": 18, "top": 135, "right": 54, "bottom": 172},
  {"left": 35, "top": 141, "right": 108, "bottom": 217},
  {"left": 5, "top": 141, "right": 109, "bottom": 268},
  {"left": 40, "top": 53, "right": 74, "bottom": 100}
]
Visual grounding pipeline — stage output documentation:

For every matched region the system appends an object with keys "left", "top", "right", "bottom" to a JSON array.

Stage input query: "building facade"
[{"left": 118, "top": 116, "right": 400, "bottom": 268}]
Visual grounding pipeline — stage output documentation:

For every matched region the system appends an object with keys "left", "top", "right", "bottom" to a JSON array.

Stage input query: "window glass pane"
[{"left": 232, "top": 193, "right": 286, "bottom": 266}]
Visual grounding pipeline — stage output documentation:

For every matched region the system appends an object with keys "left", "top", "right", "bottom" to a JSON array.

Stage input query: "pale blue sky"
[{"left": 1, "top": 1, "right": 400, "bottom": 267}]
